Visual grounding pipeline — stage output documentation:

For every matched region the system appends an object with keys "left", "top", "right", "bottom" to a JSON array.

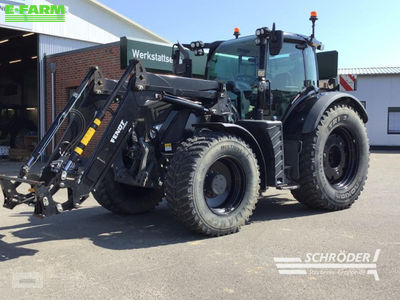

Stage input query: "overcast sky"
[{"left": 98, "top": 0, "right": 400, "bottom": 68}]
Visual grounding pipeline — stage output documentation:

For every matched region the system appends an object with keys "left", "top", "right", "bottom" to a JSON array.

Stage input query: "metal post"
[{"left": 50, "top": 62, "right": 57, "bottom": 151}]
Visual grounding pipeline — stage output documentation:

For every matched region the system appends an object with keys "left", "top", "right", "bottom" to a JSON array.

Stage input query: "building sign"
[
  {"left": 120, "top": 37, "right": 206, "bottom": 76},
  {"left": 1, "top": 0, "right": 31, "bottom": 29}
]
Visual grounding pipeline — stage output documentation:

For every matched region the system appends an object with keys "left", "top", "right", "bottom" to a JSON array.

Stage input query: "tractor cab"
[
  {"left": 172, "top": 12, "right": 339, "bottom": 122},
  {"left": 206, "top": 34, "right": 319, "bottom": 120}
]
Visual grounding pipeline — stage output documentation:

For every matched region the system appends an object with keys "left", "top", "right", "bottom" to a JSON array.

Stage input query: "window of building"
[{"left": 388, "top": 107, "right": 400, "bottom": 134}]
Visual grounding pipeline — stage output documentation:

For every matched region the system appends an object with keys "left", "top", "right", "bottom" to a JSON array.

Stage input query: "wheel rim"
[
  {"left": 203, "top": 156, "right": 246, "bottom": 215},
  {"left": 323, "top": 127, "right": 359, "bottom": 189}
]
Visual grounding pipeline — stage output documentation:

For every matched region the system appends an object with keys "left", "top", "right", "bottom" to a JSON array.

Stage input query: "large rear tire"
[
  {"left": 165, "top": 132, "right": 260, "bottom": 236},
  {"left": 291, "top": 104, "right": 369, "bottom": 210},
  {"left": 92, "top": 169, "right": 164, "bottom": 215}
]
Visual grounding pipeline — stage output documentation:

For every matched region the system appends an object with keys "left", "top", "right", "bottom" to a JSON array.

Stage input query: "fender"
[
  {"left": 193, "top": 122, "right": 267, "bottom": 189},
  {"left": 284, "top": 91, "right": 368, "bottom": 137},
  {"left": 302, "top": 91, "right": 368, "bottom": 133},
  {"left": 282, "top": 91, "right": 368, "bottom": 182}
]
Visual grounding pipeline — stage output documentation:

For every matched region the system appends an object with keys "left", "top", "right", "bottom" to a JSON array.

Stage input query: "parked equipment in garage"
[{"left": 0, "top": 12, "right": 369, "bottom": 236}]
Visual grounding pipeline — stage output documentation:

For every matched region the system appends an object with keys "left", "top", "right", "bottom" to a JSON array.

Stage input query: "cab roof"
[{"left": 220, "top": 31, "right": 323, "bottom": 50}]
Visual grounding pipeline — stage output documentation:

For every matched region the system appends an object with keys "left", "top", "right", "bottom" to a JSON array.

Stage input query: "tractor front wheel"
[
  {"left": 93, "top": 169, "right": 164, "bottom": 215},
  {"left": 165, "top": 132, "right": 260, "bottom": 236}
]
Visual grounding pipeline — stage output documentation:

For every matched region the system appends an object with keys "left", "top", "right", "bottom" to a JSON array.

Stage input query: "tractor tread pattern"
[
  {"left": 291, "top": 104, "right": 369, "bottom": 210},
  {"left": 165, "top": 132, "right": 260, "bottom": 236}
]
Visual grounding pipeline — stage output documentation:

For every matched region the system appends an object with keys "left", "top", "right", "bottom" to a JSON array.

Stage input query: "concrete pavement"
[{"left": 0, "top": 151, "right": 399, "bottom": 299}]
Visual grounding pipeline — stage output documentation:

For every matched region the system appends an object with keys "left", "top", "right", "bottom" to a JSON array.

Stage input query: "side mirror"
[
  {"left": 317, "top": 51, "right": 338, "bottom": 80},
  {"left": 269, "top": 30, "right": 283, "bottom": 56},
  {"left": 171, "top": 42, "right": 192, "bottom": 77}
]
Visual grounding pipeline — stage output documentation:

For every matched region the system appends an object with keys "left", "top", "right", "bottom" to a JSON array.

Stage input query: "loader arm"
[
  {"left": 0, "top": 60, "right": 141, "bottom": 217},
  {"left": 0, "top": 57, "right": 225, "bottom": 218}
]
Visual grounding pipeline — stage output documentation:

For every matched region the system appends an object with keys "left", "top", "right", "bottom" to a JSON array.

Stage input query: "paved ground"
[{"left": 0, "top": 152, "right": 399, "bottom": 299}]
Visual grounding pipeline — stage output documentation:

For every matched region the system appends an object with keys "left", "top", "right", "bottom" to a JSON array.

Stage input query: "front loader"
[{"left": 0, "top": 13, "right": 369, "bottom": 236}]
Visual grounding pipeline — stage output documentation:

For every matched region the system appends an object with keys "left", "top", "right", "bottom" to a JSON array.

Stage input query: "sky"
[{"left": 98, "top": 0, "right": 400, "bottom": 68}]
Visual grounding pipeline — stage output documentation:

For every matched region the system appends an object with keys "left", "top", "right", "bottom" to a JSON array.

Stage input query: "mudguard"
[
  {"left": 284, "top": 91, "right": 368, "bottom": 137},
  {"left": 193, "top": 122, "right": 267, "bottom": 189},
  {"left": 302, "top": 91, "right": 368, "bottom": 133},
  {"left": 283, "top": 91, "right": 368, "bottom": 182}
]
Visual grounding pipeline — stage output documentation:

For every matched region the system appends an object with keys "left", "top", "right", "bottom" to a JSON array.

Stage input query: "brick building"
[{"left": 45, "top": 42, "right": 123, "bottom": 155}]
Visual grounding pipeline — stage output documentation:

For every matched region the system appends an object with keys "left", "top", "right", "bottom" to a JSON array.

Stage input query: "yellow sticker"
[
  {"left": 94, "top": 118, "right": 101, "bottom": 126},
  {"left": 74, "top": 147, "right": 83, "bottom": 155},
  {"left": 80, "top": 127, "right": 96, "bottom": 146}
]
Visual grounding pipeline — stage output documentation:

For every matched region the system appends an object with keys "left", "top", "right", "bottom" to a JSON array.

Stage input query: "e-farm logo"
[{"left": 4, "top": 3, "right": 66, "bottom": 22}]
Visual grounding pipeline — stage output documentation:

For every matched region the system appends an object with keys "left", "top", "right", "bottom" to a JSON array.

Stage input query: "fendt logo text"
[
  {"left": 3, "top": 3, "right": 66, "bottom": 22},
  {"left": 110, "top": 120, "right": 128, "bottom": 144}
]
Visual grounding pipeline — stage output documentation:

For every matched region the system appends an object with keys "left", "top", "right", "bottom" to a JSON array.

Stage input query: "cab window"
[
  {"left": 207, "top": 53, "right": 257, "bottom": 82},
  {"left": 266, "top": 42, "right": 305, "bottom": 118},
  {"left": 207, "top": 38, "right": 258, "bottom": 118},
  {"left": 268, "top": 43, "right": 305, "bottom": 92},
  {"left": 207, "top": 38, "right": 318, "bottom": 120},
  {"left": 304, "top": 46, "right": 318, "bottom": 87}
]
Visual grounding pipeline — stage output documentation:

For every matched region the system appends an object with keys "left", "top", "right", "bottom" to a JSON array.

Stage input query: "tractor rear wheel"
[
  {"left": 92, "top": 169, "right": 164, "bottom": 215},
  {"left": 165, "top": 132, "right": 260, "bottom": 236},
  {"left": 291, "top": 104, "right": 369, "bottom": 210}
]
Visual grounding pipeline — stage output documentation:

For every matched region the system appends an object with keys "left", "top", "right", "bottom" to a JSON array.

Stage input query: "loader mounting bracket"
[{"left": 0, "top": 175, "right": 41, "bottom": 209}]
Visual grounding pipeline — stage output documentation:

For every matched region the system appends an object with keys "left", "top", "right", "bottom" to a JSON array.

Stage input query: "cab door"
[{"left": 265, "top": 42, "right": 317, "bottom": 120}]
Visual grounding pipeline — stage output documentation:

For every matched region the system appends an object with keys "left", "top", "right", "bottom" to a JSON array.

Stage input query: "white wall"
[
  {"left": 348, "top": 75, "right": 400, "bottom": 146},
  {"left": 0, "top": 0, "right": 169, "bottom": 44}
]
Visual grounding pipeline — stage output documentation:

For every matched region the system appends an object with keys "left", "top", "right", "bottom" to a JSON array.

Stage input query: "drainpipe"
[{"left": 49, "top": 62, "right": 57, "bottom": 152}]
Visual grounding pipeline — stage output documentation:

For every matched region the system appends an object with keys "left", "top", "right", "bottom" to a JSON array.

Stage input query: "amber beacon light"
[
  {"left": 309, "top": 11, "right": 318, "bottom": 38},
  {"left": 234, "top": 27, "right": 240, "bottom": 39},
  {"left": 310, "top": 11, "right": 318, "bottom": 20}
]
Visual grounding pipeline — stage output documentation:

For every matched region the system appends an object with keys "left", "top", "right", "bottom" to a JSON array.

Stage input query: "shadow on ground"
[
  {"left": 0, "top": 194, "right": 329, "bottom": 261},
  {"left": 0, "top": 233, "right": 38, "bottom": 262},
  {"left": 252, "top": 195, "right": 327, "bottom": 222}
]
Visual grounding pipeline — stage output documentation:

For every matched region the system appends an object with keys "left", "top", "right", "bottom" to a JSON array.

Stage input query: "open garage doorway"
[{"left": 0, "top": 27, "right": 38, "bottom": 160}]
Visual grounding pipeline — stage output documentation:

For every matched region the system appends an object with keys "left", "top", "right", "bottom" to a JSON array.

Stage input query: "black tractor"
[{"left": 0, "top": 13, "right": 369, "bottom": 236}]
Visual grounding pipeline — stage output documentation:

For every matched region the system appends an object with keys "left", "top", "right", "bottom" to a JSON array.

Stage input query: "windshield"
[
  {"left": 207, "top": 37, "right": 318, "bottom": 119},
  {"left": 207, "top": 38, "right": 257, "bottom": 118},
  {"left": 207, "top": 38, "right": 258, "bottom": 83}
]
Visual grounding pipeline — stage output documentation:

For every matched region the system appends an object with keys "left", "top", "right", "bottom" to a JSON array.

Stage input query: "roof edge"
[
  {"left": 338, "top": 67, "right": 400, "bottom": 76},
  {"left": 87, "top": 0, "right": 171, "bottom": 44}
]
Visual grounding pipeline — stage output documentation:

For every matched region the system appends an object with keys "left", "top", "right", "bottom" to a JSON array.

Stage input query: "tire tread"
[
  {"left": 291, "top": 104, "right": 369, "bottom": 210},
  {"left": 165, "top": 132, "right": 260, "bottom": 236}
]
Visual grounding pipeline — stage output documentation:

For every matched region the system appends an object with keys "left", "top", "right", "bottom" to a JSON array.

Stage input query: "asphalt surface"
[{"left": 0, "top": 152, "right": 399, "bottom": 299}]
